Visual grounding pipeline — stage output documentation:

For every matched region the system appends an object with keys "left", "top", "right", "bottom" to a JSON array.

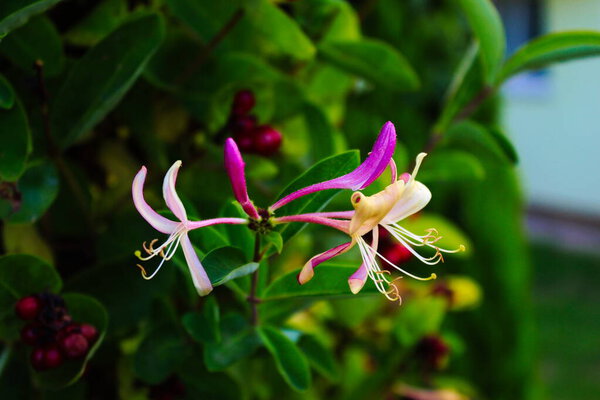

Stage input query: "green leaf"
[
  {"left": 303, "top": 102, "right": 336, "bottom": 162},
  {"left": 202, "top": 247, "right": 258, "bottom": 286},
  {"left": 263, "top": 231, "right": 283, "bottom": 255},
  {"left": 274, "top": 151, "right": 359, "bottom": 242},
  {"left": 455, "top": 0, "right": 505, "bottom": 83},
  {"left": 34, "top": 293, "right": 108, "bottom": 389},
  {"left": 63, "top": 0, "right": 129, "bottom": 47},
  {"left": 498, "top": 31, "right": 600, "bottom": 83},
  {"left": 182, "top": 297, "right": 220, "bottom": 343},
  {"left": 318, "top": 38, "right": 420, "bottom": 91},
  {"left": 134, "top": 326, "right": 186, "bottom": 384},
  {"left": 418, "top": 150, "right": 485, "bottom": 183},
  {"left": 0, "top": 16, "right": 64, "bottom": 76},
  {"left": 393, "top": 297, "right": 446, "bottom": 347},
  {"left": 489, "top": 126, "right": 518, "bottom": 164},
  {"left": 0, "top": 0, "right": 64, "bottom": 37},
  {"left": 263, "top": 262, "right": 378, "bottom": 300},
  {"left": 0, "top": 254, "right": 61, "bottom": 302},
  {"left": 204, "top": 313, "right": 261, "bottom": 371},
  {"left": 258, "top": 326, "right": 311, "bottom": 391},
  {"left": 298, "top": 334, "right": 340, "bottom": 381},
  {"left": 5, "top": 161, "right": 59, "bottom": 223},
  {"left": 444, "top": 120, "right": 516, "bottom": 164},
  {"left": 51, "top": 13, "right": 165, "bottom": 148},
  {"left": 0, "top": 74, "right": 15, "bottom": 109},
  {"left": 244, "top": 0, "right": 315, "bottom": 61},
  {"left": 0, "top": 97, "right": 30, "bottom": 181}
]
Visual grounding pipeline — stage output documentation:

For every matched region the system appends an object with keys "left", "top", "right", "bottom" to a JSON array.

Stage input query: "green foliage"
[
  {"left": 0, "top": 96, "right": 30, "bottom": 181},
  {"left": 0, "top": 0, "right": 64, "bottom": 37}
]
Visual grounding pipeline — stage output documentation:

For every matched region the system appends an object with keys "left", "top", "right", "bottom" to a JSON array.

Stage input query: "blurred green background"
[{"left": 0, "top": 0, "right": 599, "bottom": 399}]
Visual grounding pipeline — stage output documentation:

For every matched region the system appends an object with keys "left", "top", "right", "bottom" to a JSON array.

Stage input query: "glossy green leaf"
[
  {"left": 0, "top": 0, "right": 64, "bottom": 37},
  {"left": 5, "top": 161, "right": 59, "bottom": 223},
  {"left": 274, "top": 151, "right": 359, "bottom": 242},
  {"left": 0, "top": 74, "right": 15, "bottom": 109},
  {"left": 263, "top": 262, "right": 378, "bottom": 300},
  {"left": 318, "top": 38, "right": 420, "bottom": 91},
  {"left": 244, "top": 0, "right": 315, "bottom": 61},
  {"left": 444, "top": 120, "right": 515, "bottom": 164},
  {"left": 418, "top": 150, "right": 485, "bottom": 183},
  {"left": 51, "top": 13, "right": 165, "bottom": 148},
  {"left": 204, "top": 314, "right": 260, "bottom": 371},
  {"left": 258, "top": 326, "right": 311, "bottom": 391},
  {"left": 134, "top": 326, "right": 186, "bottom": 384},
  {"left": 182, "top": 297, "right": 220, "bottom": 343},
  {"left": 489, "top": 126, "right": 518, "bottom": 163},
  {"left": 455, "top": 0, "right": 505, "bottom": 83},
  {"left": 0, "top": 97, "right": 30, "bottom": 181},
  {"left": 0, "top": 254, "right": 61, "bottom": 307},
  {"left": 263, "top": 231, "right": 283, "bottom": 255},
  {"left": 298, "top": 334, "right": 340, "bottom": 381},
  {"left": 0, "top": 16, "right": 64, "bottom": 76},
  {"left": 34, "top": 293, "right": 108, "bottom": 389},
  {"left": 498, "top": 31, "right": 600, "bottom": 83},
  {"left": 200, "top": 247, "right": 258, "bottom": 286},
  {"left": 393, "top": 297, "right": 446, "bottom": 347}
]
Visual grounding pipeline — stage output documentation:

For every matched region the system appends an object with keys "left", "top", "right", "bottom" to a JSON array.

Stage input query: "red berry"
[
  {"left": 15, "top": 296, "right": 42, "bottom": 320},
  {"left": 231, "top": 114, "right": 257, "bottom": 135},
  {"left": 235, "top": 133, "right": 255, "bottom": 153},
  {"left": 44, "top": 345, "right": 63, "bottom": 369},
  {"left": 60, "top": 333, "right": 89, "bottom": 359},
  {"left": 253, "top": 125, "right": 282, "bottom": 156},
  {"left": 232, "top": 90, "right": 255, "bottom": 116},
  {"left": 30, "top": 347, "right": 46, "bottom": 370},
  {"left": 80, "top": 324, "right": 98, "bottom": 343},
  {"left": 21, "top": 324, "right": 41, "bottom": 346},
  {"left": 382, "top": 244, "right": 412, "bottom": 265}
]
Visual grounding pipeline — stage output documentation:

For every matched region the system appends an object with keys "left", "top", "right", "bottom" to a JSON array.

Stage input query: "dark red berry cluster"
[
  {"left": 414, "top": 335, "right": 449, "bottom": 370},
  {"left": 15, "top": 293, "right": 98, "bottom": 371},
  {"left": 229, "top": 89, "right": 282, "bottom": 156}
]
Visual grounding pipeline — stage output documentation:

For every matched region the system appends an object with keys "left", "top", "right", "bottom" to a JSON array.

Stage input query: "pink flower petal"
[
  {"left": 162, "top": 161, "right": 188, "bottom": 222},
  {"left": 298, "top": 241, "right": 354, "bottom": 284},
  {"left": 348, "top": 227, "right": 379, "bottom": 294},
  {"left": 224, "top": 138, "right": 260, "bottom": 220},
  {"left": 187, "top": 217, "right": 248, "bottom": 230},
  {"left": 270, "top": 121, "right": 396, "bottom": 211},
  {"left": 274, "top": 214, "right": 350, "bottom": 233},
  {"left": 180, "top": 232, "right": 213, "bottom": 296},
  {"left": 132, "top": 166, "right": 179, "bottom": 234}
]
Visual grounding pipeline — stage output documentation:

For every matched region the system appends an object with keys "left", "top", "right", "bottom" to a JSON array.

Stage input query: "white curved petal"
[
  {"left": 162, "top": 160, "right": 187, "bottom": 222},
  {"left": 381, "top": 180, "right": 431, "bottom": 224},
  {"left": 181, "top": 233, "right": 212, "bottom": 296},
  {"left": 132, "top": 166, "right": 178, "bottom": 234}
]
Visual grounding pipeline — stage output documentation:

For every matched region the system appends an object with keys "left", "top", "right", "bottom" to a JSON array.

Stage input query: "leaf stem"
[{"left": 248, "top": 232, "right": 262, "bottom": 325}]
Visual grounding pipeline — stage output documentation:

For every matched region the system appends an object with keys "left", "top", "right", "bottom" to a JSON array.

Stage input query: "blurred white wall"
[{"left": 502, "top": 0, "right": 600, "bottom": 215}]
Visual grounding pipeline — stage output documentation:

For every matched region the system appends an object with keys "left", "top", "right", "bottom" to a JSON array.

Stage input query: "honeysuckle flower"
[
  {"left": 132, "top": 161, "right": 247, "bottom": 296},
  {"left": 224, "top": 138, "right": 260, "bottom": 220},
  {"left": 273, "top": 125, "right": 464, "bottom": 302},
  {"left": 269, "top": 121, "right": 397, "bottom": 211}
]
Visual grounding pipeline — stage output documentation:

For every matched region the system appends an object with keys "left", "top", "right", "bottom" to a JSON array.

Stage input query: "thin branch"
[
  {"left": 35, "top": 60, "right": 93, "bottom": 228},
  {"left": 177, "top": 8, "right": 245, "bottom": 85},
  {"left": 248, "top": 232, "right": 262, "bottom": 326}
]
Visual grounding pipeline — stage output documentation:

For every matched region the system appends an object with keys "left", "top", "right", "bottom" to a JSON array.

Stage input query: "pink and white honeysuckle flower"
[
  {"left": 224, "top": 138, "right": 260, "bottom": 220},
  {"left": 132, "top": 160, "right": 248, "bottom": 296},
  {"left": 277, "top": 152, "right": 464, "bottom": 303}
]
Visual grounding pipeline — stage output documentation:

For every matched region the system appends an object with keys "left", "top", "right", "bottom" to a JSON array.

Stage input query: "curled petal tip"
[
  {"left": 163, "top": 160, "right": 187, "bottom": 221},
  {"left": 348, "top": 278, "right": 366, "bottom": 294},
  {"left": 132, "top": 165, "right": 178, "bottom": 234},
  {"left": 297, "top": 264, "right": 314, "bottom": 285}
]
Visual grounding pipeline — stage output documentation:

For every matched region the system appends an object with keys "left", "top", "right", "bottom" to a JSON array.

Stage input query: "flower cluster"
[{"left": 132, "top": 122, "right": 464, "bottom": 302}]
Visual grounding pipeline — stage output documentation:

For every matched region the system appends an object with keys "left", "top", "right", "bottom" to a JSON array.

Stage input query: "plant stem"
[
  {"left": 177, "top": 8, "right": 245, "bottom": 85},
  {"left": 35, "top": 60, "right": 93, "bottom": 229},
  {"left": 248, "top": 232, "right": 262, "bottom": 325}
]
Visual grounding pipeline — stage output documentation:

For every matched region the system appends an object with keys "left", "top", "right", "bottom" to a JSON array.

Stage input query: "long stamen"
[
  {"left": 135, "top": 225, "right": 187, "bottom": 261},
  {"left": 388, "top": 223, "right": 465, "bottom": 254},
  {"left": 356, "top": 237, "right": 402, "bottom": 303}
]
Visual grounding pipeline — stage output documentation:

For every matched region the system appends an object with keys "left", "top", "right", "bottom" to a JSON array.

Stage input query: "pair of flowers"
[{"left": 132, "top": 122, "right": 463, "bottom": 301}]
